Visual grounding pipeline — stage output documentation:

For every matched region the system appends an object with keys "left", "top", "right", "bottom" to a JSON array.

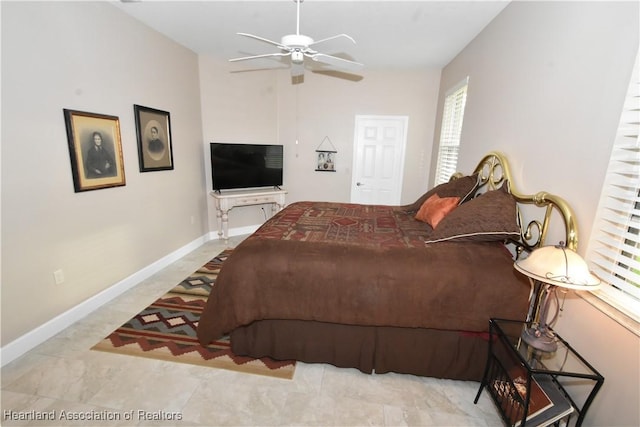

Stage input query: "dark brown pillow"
[
  {"left": 423, "top": 184, "right": 520, "bottom": 243},
  {"left": 404, "top": 173, "right": 479, "bottom": 213}
]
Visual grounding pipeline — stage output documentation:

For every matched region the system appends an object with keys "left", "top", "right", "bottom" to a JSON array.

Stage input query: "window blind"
[
  {"left": 586, "top": 51, "right": 640, "bottom": 319},
  {"left": 434, "top": 78, "right": 469, "bottom": 185}
]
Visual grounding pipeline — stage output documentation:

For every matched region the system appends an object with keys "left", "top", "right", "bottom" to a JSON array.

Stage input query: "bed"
[{"left": 197, "top": 152, "right": 578, "bottom": 381}]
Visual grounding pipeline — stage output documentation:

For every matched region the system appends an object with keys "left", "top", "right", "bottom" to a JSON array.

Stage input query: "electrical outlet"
[{"left": 53, "top": 269, "right": 65, "bottom": 285}]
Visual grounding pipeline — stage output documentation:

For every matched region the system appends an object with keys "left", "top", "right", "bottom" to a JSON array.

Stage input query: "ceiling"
[{"left": 113, "top": 0, "right": 510, "bottom": 71}]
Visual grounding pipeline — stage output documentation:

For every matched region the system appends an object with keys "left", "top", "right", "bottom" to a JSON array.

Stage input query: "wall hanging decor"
[
  {"left": 134, "top": 104, "right": 174, "bottom": 172},
  {"left": 315, "top": 136, "right": 336, "bottom": 172},
  {"left": 63, "top": 109, "right": 126, "bottom": 192}
]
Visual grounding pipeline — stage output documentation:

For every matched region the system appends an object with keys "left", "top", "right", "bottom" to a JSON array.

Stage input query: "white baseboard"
[{"left": 0, "top": 234, "right": 210, "bottom": 367}]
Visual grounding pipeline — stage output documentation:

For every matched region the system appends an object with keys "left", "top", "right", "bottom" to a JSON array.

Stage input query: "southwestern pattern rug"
[{"left": 91, "top": 249, "right": 296, "bottom": 379}]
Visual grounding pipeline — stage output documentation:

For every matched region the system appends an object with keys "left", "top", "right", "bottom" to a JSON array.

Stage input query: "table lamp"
[{"left": 514, "top": 244, "right": 601, "bottom": 352}]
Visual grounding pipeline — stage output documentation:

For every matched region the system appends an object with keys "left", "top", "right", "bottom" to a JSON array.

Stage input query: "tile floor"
[{"left": 1, "top": 236, "right": 503, "bottom": 426}]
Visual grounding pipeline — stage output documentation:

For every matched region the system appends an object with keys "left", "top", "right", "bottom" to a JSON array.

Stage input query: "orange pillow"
[{"left": 415, "top": 194, "right": 460, "bottom": 228}]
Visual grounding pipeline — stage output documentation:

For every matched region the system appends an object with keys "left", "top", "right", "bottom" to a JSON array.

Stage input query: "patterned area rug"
[{"left": 91, "top": 249, "right": 296, "bottom": 379}]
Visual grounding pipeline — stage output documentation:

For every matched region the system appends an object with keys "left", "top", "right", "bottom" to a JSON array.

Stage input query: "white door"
[{"left": 351, "top": 115, "right": 408, "bottom": 205}]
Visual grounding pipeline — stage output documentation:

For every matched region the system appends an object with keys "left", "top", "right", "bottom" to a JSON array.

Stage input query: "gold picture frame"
[
  {"left": 134, "top": 104, "right": 174, "bottom": 172},
  {"left": 63, "top": 109, "right": 126, "bottom": 192}
]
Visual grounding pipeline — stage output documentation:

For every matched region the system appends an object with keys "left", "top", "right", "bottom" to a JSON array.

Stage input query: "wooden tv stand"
[{"left": 210, "top": 188, "right": 287, "bottom": 242}]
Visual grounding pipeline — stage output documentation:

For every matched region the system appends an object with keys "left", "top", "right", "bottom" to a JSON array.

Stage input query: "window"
[
  {"left": 434, "top": 77, "right": 469, "bottom": 185},
  {"left": 586, "top": 51, "right": 640, "bottom": 323}
]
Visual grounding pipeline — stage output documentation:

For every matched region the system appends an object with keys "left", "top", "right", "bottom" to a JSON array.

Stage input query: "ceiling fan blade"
[
  {"left": 229, "top": 52, "right": 291, "bottom": 62},
  {"left": 291, "top": 62, "right": 305, "bottom": 77},
  {"left": 311, "top": 69, "right": 364, "bottom": 82},
  {"left": 309, "top": 33, "right": 357, "bottom": 47},
  {"left": 308, "top": 53, "right": 363, "bottom": 71},
  {"left": 237, "top": 32, "right": 289, "bottom": 51},
  {"left": 230, "top": 66, "right": 290, "bottom": 74}
]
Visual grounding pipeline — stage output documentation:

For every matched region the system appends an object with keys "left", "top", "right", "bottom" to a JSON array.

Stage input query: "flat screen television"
[{"left": 210, "top": 142, "right": 283, "bottom": 191}]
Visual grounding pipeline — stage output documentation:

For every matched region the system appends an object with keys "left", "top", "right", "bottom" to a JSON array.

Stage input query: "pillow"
[
  {"left": 403, "top": 173, "right": 479, "bottom": 213},
  {"left": 424, "top": 184, "right": 520, "bottom": 244},
  {"left": 414, "top": 194, "right": 461, "bottom": 228}
]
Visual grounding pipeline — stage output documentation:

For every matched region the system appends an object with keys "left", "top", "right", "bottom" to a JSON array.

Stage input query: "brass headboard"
[{"left": 470, "top": 151, "right": 578, "bottom": 253}]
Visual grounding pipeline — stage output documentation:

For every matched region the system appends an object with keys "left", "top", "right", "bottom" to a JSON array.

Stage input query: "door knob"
[{"left": 356, "top": 182, "right": 363, "bottom": 186}]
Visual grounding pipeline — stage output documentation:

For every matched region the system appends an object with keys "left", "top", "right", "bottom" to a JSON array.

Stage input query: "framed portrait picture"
[
  {"left": 315, "top": 150, "right": 336, "bottom": 172},
  {"left": 63, "top": 109, "right": 126, "bottom": 193},
  {"left": 134, "top": 104, "right": 174, "bottom": 172}
]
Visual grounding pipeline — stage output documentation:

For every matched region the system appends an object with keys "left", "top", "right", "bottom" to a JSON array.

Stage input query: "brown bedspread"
[{"left": 197, "top": 201, "right": 530, "bottom": 345}]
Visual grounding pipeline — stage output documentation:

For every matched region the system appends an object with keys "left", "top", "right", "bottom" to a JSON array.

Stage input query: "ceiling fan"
[{"left": 229, "top": 0, "right": 363, "bottom": 79}]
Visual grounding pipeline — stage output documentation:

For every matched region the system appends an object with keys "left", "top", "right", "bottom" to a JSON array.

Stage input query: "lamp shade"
[{"left": 514, "top": 245, "right": 601, "bottom": 290}]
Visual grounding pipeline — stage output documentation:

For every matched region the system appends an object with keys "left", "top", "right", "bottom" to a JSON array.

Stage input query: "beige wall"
[
  {"left": 435, "top": 1, "right": 639, "bottom": 425},
  {"left": 1, "top": 2, "right": 207, "bottom": 346},
  {"left": 199, "top": 57, "right": 441, "bottom": 233}
]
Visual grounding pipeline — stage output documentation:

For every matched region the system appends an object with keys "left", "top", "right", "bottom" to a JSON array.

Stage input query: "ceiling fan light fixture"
[{"left": 291, "top": 50, "right": 304, "bottom": 63}]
